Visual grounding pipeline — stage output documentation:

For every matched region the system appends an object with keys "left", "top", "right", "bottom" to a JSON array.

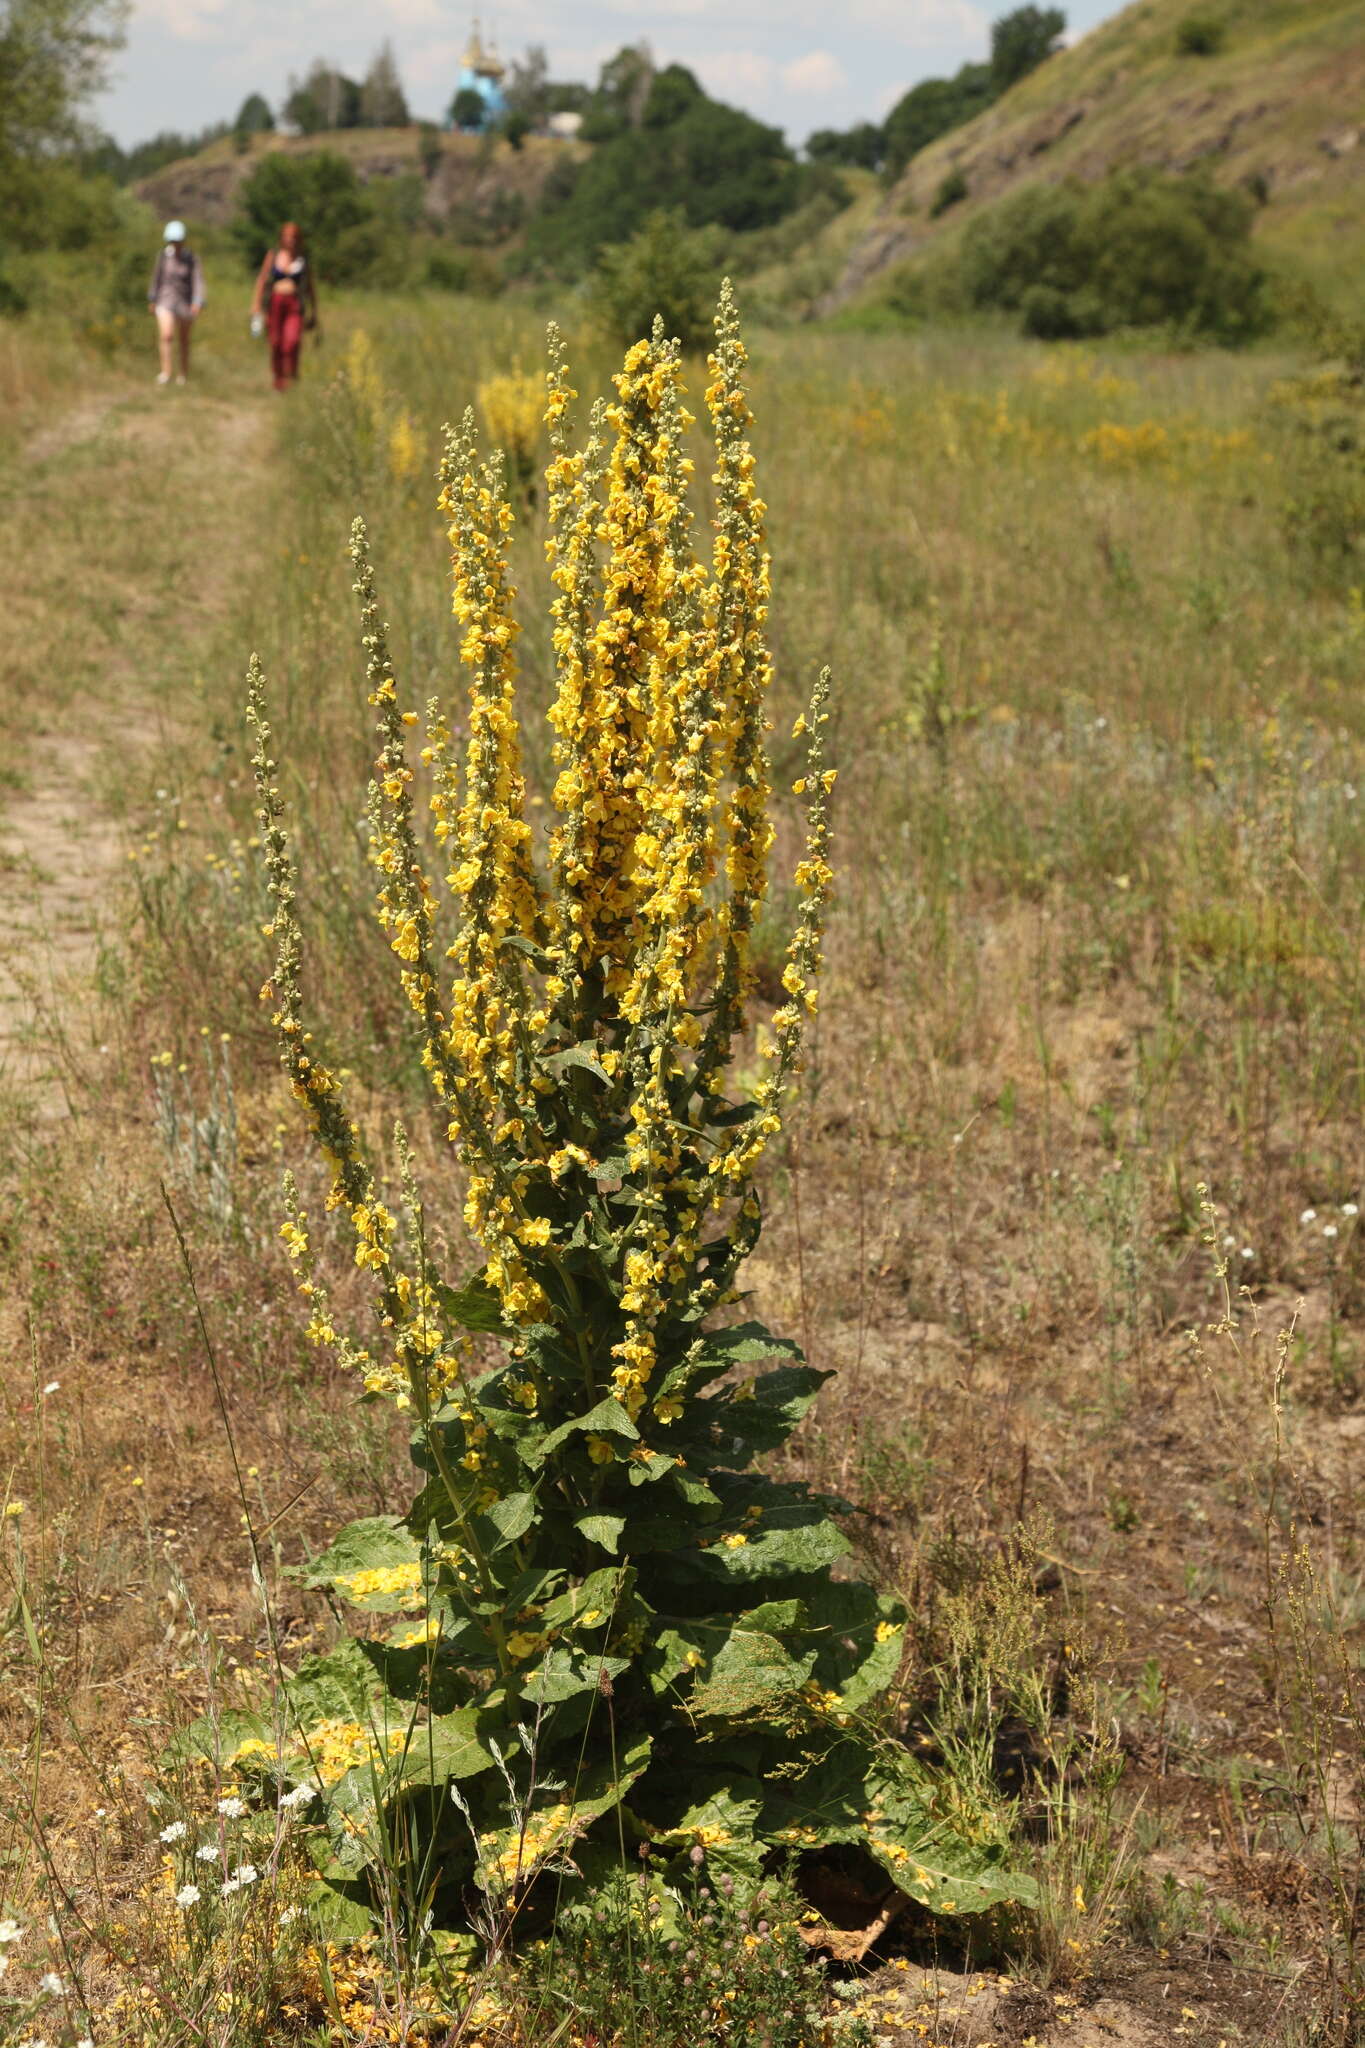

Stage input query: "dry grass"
[{"left": 3, "top": 290, "right": 1365, "bottom": 2042}]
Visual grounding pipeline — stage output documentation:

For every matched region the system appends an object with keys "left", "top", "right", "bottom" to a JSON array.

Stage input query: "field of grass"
[{"left": 2, "top": 286, "right": 1365, "bottom": 2044}]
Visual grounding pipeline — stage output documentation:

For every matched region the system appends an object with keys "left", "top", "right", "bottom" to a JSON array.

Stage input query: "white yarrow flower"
[
  {"left": 216, "top": 1796, "right": 246, "bottom": 1818},
  {"left": 159, "top": 1821, "right": 187, "bottom": 1843},
  {"left": 0, "top": 1919, "right": 21, "bottom": 1944},
  {"left": 1324, "top": 1224, "right": 1339, "bottom": 1240},
  {"left": 42, "top": 1382, "right": 59, "bottom": 1397},
  {"left": 175, "top": 1884, "right": 201, "bottom": 1909},
  {"left": 1301, "top": 1208, "right": 1317, "bottom": 1225},
  {"left": 1343, "top": 1202, "right": 1359, "bottom": 1218},
  {"left": 195, "top": 1843, "right": 219, "bottom": 1863},
  {"left": 1221, "top": 1233, "right": 1235, "bottom": 1249},
  {"left": 281, "top": 1782, "right": 314, "bottom": 1810},
  {"left": 233, "top": 1863, "right": 259, "bottom": 1887},
  {"left": 1240, "top": 1246, "right": 1255, "bottom": 1261},
  {"left": 40, "top": 1972, "right": 66, "bottom": 1995}
]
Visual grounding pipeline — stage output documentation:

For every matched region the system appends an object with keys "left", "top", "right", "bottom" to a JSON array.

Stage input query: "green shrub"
[
  {"left": 424, "top": 244, "right": 503, "bottom": 296},
  {"left": 590, "top": 208, "right": 719, "bottom": 350},
  {"left": 1176, "top": 15, "right": 1225, "bottom": 55},
  {"left": 231, "top": 149, "right": 372, "bottom": 277},
  {"left": 959, "top": 168, "right": 1268, "bottom": 341},
  {"left": 930, "top": 166, "right": 969, "bottom": 217}
]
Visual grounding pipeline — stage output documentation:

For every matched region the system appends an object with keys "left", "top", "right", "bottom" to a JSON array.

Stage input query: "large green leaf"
[
  {"left": 689, "top": 1624, "right": 818, "bottom": 1718},
  {"left": 520, "top": 1644, "right": 630, "bottom": 1705},
  {"left": 299, "top": 1517, "right": 424, "bottom": 1611},
  {"left": 692, "top": 1508, "right": 850, "bottom": 1585},
  {"left": 701, "top": 1364, "right": 832, "bottom": 1459},
  {"left": 574, "top": 1511, "right": 626, "bottom": 1555},
  {"left": 528, "top": 1394, "right": 639, "bottom": 1466},
  {"left": 436, "top": 1271, "right": 511, "bottom": 1335}
]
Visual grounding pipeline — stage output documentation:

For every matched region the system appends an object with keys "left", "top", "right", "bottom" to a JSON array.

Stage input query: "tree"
[
  {"left": 990, "top": 4, "right": 1066, "bottom": 92},
  {"left": 449, "top": 86, "right": 487, "bottom": 133},
  {"left": 530, "top": 80, "right": 798, "bottom": 271},
  {"left": 360, "top": 40, "right": 408, "bottom": 127},
  {"left": 882, "top": 62, "right": 993, "bottom": 181},
  {"left": 504, "top": 43, "right": 549, "bottom": 122},
  {"left": 0, "top": 0, "right": 126, "bottom": 160},
  {"left": 806, "top": 121, "right": 883, "bottom": 170},
  {"left": 233, "top": 91, "right": 273, "bottom": 137},
  {"left": 581, "top": 42, "right": 654, "bottom": 139},
  {"left": 231, "top": 148, "right": 371, "bottom": 275},
  {"left": 285, "top": 61, "right": 361, "bottom": 134}
]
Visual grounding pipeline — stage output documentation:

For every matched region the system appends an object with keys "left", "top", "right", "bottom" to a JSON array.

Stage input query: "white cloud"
[
  {"left": 780, "top": 49, "right": 847, "bottom": 93},
  {"left": 693, "top": 48, "right": 775, "bottom": 97}
]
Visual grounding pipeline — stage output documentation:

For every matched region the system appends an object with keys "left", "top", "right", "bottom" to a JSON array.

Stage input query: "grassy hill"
[
  {"left": 823, "top": 0, "right": 1365, "bottom": 319},
  {"left": 134, "top": 127, "right": 583, "bottom": 235}
]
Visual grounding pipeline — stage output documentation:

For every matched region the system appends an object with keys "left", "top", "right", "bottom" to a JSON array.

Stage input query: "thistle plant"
[{"left": 235, "top": 288, "right": 1026, "bottom": 1953}]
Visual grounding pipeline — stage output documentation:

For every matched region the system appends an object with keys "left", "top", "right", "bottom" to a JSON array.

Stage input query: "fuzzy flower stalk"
[{"left": 240, "top": 288, "right": 1025, "bottom": 1941}]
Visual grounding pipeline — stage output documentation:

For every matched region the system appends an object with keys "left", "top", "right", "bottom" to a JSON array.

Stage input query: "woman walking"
[
  {"left": 250, "top": 222, "right": 318, "bottom": 392},
  {"left": 147, "top": 221, "right": 205, "bottom": 386}
]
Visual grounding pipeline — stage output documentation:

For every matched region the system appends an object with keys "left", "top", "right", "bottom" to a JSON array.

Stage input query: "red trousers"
[{"left": 268, "top": 292, "right": 304, "bottom": 389}]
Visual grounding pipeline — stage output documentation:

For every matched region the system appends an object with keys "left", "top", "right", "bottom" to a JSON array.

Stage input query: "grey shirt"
[{"left": 149, "top": 245, "right": 206, "bottom": 317}]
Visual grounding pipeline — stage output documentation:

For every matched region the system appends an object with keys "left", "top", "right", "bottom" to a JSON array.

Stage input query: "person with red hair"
[{"left": 250, "top": 222, "right": 318, "bottom": 391}]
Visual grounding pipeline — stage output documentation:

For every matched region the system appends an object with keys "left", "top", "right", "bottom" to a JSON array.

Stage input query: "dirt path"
[{"left": 0, "top": 382, "right": 270, "bottom": 1112}]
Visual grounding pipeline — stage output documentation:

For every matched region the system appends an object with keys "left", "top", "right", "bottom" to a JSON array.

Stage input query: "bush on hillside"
[
  {"left": 590, "top": 208, "right": 718, "bottom": 351},
  {"left": 1176, "top": 15, "right": 1226, "bottom": 55},
  {"left": 930, "top": 166, "right": 969, "bottom": 217},
  {"left": 960, "top": 168, "right": 1269, "bottom": 341}
]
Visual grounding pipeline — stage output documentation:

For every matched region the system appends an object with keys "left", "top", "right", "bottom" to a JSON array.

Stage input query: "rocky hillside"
[
  {"left": 822, "top": 0, "right": 1365, "bottom": 314},
  {"left": 135, "top": 127, "right": 583, "bottom": 234}
]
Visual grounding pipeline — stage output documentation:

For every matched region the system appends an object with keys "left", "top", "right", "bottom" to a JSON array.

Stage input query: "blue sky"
[{"left": 94, "top": 0, "right": 1126, "bottom": 148}]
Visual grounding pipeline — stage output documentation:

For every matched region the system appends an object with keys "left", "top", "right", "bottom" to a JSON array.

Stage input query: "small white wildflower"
[
  {"left": 1301, "top": 1208, "right": 1318, "bottom": 1225},
  {"left": 233, "top": 1863, "right": 259, "bottom": 1887},
  {"left": 1240, "top": 1246, "right": 1255, "bottom": 1261},
  {"left": 1343, "top": 1202, "right": 1359, "bottom": 1218},
  {"left": 1221, "top": 1233, "right": 1235, "bottom": 1249},
  {"left": 39, "top": 1972, "right": 66, "bottom": 1995},
  {"left": 0, "top": 1918, "right": 21, "bottom": 1943},
  {"left": 77, "top": 2038, "right": 95, "bottom": 2048},
  {"left": 216, "top": 1796, "right": 246, "bottom": 1819},
  {"left": 281, "top": 1782, "right": 314, "bottom": 1810},
  {"left": 42, "top": 1381, "right": 59, "bottom": 1397},
  {"left": 1345, "top": 783, "right": 1358, "bottom": 801},
  {"left": 1324, "top": 1224, "right": 1339, "bottom": 1240},
  {"left": 279, "top": 1906, "right": 299, "bottom": 1926},
  {"left": 175, "top": 1884, "right": 201, "bottom": 1909},
  {"left": 221, "top": 1878, "right": 240, "bottom": 1897},
  {"left": 159, "top": 1820, "right": 187, "bottom": 1843},
  {"left": 195, "top": 1843, "right": 219, "bottom": 1863}
]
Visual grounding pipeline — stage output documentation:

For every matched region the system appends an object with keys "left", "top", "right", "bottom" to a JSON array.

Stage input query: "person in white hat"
[{"left": 147, "top": 221, "right": 206, "bottom": 386}]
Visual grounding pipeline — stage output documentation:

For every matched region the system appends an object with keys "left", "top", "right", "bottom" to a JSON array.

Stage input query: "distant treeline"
[{"left": 807, "top": 4, "right": 1066, "bottom": 182}]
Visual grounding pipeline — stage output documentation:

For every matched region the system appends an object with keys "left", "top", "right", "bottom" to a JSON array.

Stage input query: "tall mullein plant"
[{"left": 244, "top": 290, "right": 1026, "bottom": 1938}]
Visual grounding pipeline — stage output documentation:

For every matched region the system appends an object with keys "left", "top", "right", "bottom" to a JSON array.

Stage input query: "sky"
[{"left": 93, "top": 0, "right": 1126, "bottom": 150}]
